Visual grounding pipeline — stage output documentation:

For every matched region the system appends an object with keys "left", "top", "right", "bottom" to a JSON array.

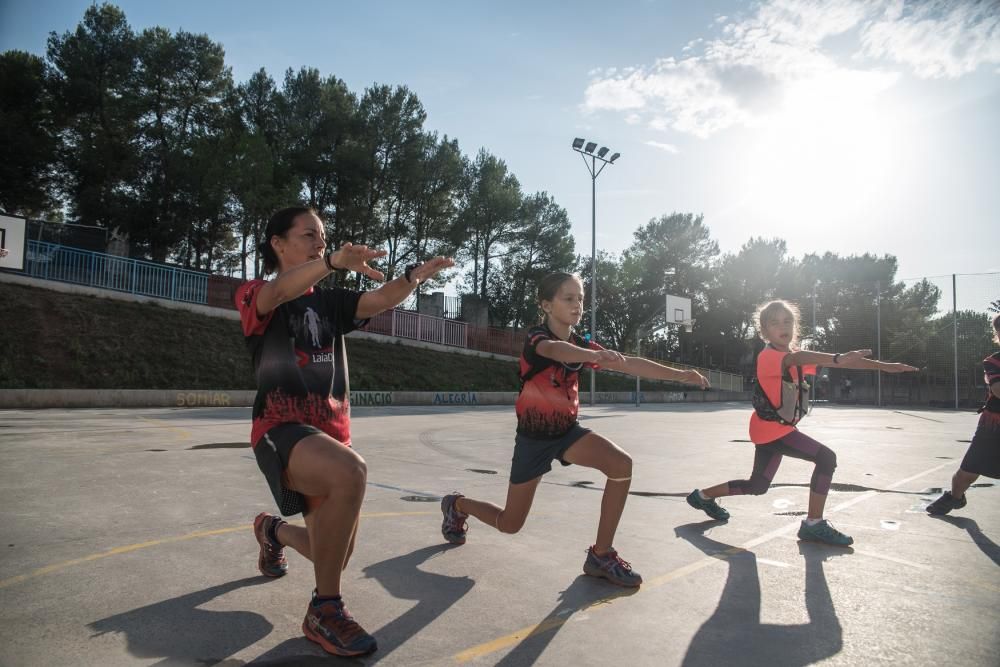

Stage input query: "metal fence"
[
  {"left": 23, "top": 240, "right": 209, "bottom": 304},
  {"left": 366, "top": 309, "right": 468, "bottom": 348},
  {"left": 799, "top": 272, "right": 999, "bottom": 409}
]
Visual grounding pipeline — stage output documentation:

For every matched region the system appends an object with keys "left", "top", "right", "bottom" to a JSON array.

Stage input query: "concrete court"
[{"left": 0, "top": 403, "right": 997, "bottom": 667}]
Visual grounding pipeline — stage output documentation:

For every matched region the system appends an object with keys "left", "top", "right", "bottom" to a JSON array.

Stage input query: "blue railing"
[{"left": 24, "top": 241, "right": 209, "bottom": 304}]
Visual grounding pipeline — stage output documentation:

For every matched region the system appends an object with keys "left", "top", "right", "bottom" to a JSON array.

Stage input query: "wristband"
[
  {"left": 324, "top": 250, "right": 339, "bottom": 272},
  {"left": 833, "top": 353, "right": 840, "bottom": 365},
  {"left": 404, "top": 262, "right": 422, "bottom": 284}
]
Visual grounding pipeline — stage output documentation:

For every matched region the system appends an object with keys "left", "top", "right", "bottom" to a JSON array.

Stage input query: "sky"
[{"left": 2, "top": 0, "right": 999, "bottom": 287}]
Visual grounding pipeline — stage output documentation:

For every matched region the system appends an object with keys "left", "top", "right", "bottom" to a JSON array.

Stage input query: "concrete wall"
[{"left": 0, "top": 389, "right": 751, "bottom": 409}]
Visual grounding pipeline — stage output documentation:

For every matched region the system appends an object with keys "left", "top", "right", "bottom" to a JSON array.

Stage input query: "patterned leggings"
[{"left": 728, "top": 430, "right": 837, "bottom": 496}]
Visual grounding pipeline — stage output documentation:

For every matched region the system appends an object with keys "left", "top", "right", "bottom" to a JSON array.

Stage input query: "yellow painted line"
[
  {"left": 0, "top": 511, "right": 434, "bottom": 590},
  {"left": 451, "top": 461, "right": 952, "bottom": 664},
  {"left": 139, "top": 416, "right": 192, "bottom": 441},
  {"left": 452, "top": 587, "right": 638, "bottom": 663}
]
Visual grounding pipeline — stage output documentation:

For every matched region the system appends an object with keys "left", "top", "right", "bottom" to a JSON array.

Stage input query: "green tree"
[
  {"left": 385, "top": 132, "right": 465, "bottom": 298},
  {"left": 455, "top": 149, "right": 522, "bottom": 301},
  {"left": 229, "top": 69, "right": 298, "bottom": 278},
  {"left": 0, "top": 51, "right": 59, "bottom": 216},
  {"left": 46, "top": 2, "right": 138, "bottom": 228},
  {"left": 277, "top": 67, "right": 357, "bottom": 218},
  {"left": 487, "top": 192, "right": 575, "bottom": 328},
  {"left": 349, "top": 84, "right": 426, "bottom": 276},
  {"left": 131, "top": 26, "right": 233, "bottom": 262},
  {"left": 701, "top": 237, "right": 791, "bottom": 371}
]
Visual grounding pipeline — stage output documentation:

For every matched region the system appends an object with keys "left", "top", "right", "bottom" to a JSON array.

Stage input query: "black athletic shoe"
[
  {"left": 927, "top": 491, "right": 967, "bottom": 516},
  {"left": 686, "top": 489, "right": 730, "bottom": 521}
]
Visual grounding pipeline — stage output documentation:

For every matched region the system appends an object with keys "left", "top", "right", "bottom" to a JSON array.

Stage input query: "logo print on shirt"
[{"left": 304, "top": 307, "right": 322, "bottom": 348}]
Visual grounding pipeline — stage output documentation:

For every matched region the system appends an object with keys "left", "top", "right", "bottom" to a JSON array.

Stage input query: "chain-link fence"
[{"left": 801, "top": 272, "right": 998, "bottom": 408}]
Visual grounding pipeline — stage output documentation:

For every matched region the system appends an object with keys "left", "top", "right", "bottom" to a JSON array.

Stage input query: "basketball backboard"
[
  {"left": 0, "top": 214, "right": 27, "bottom": 271},
  {"left": 665, "top": 294, "right": 693, "bottom": 331}
]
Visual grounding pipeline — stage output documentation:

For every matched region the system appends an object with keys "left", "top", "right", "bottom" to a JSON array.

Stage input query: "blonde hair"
[{"left": 756, "top": 300, "right": 801, "bottom": 347}]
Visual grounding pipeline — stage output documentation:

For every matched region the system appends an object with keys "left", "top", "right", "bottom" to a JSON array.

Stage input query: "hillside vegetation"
[{"left": 0, "top": 284, "right": 688, "bottom": 393}]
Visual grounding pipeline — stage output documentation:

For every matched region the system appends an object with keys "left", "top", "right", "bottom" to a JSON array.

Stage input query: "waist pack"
[{"left": 752, "top": 366, "right": 810, "bottom": 426}]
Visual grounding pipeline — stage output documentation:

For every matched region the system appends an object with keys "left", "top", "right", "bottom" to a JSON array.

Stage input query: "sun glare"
[{"left": 741, "top": 71, "right": 902, "bottom": 235}]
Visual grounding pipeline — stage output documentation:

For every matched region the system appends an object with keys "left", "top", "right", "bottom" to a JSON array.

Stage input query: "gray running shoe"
[{"left": 583, "top": 546, "right": 643, "bottom": 587}]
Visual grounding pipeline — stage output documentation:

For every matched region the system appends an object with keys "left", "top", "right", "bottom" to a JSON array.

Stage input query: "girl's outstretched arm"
[
  {"left": 785, "top": 349, "right": 918, "bottom": 373},
  {"left": 601, "top": 356, "right": 710, "bottom": 388},
  {"left": 535, "top": 340, "right": 618, "bottom": 365}
]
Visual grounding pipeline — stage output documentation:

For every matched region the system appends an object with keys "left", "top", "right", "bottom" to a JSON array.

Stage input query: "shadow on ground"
[
  {"left": 674, "top": 520, "right": 850, "bottom": 667},
  {"left": 930, "top": 515, "right": 1000, "bottom": 566},
  {"left": 89, "top": 576, "right": 272, "bottom": 666},
  {"left": 492, "top": 574, "right": 637, "bottom": 666}
]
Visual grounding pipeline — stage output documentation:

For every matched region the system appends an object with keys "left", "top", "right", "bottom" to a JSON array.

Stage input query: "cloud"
[
  {"left": 645, "top": 140, "right": 680, "bottom": 153},
  {"left": 860, "top": 0, "right": 1000, "bottom": 79},
  {"left": 582, "top": 0, "right": 1000, "bottom": 138}
]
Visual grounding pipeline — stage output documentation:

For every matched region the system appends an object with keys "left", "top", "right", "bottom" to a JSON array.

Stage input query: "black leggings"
[{"left": 728, "top": 431, "right": 837, "bottom": 496}]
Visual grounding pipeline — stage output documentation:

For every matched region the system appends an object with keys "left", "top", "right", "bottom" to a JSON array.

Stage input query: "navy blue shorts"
[
  {"left": 509, "top": 423, "right": 592, "bottom": 484},
  {"left": 960, "top": 411, "right": 1000, "bottom": 479}
]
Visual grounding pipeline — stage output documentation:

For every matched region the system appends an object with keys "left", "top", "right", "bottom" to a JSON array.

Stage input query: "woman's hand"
[
  {"left": 330, "top": 243, "right": 388, "bottom": 281},
  {"left": 407, "top": 256, "right": 455, "bottom": 283}
]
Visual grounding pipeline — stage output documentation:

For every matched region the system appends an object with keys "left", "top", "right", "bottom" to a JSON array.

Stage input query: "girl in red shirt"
[
  {"left": 439, "top": 272, "right": 709, "bottom": 587},
  {"left": 686, "top": 300, "right": 917, "bottom": 545}
]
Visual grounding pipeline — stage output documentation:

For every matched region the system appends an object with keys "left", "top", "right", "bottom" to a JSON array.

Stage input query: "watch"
[{"left": 404, "top": 262, "right": 422, "bottom": 284}]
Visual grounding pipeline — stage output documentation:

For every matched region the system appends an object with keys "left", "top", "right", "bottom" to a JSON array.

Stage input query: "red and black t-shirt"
[
  {"left": 515, "top": 324, "right": 603, "bottom": 439},
  {"left": 235, "top": 279, "right": 366, "bottom": 448},
  {"left": 982, "top": 351, "right": 1000, "bottom": 414}
]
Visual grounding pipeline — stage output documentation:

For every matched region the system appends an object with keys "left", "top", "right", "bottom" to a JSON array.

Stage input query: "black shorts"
[
  {"left": 254, "top": 423, "right": 324, "bottom": 517},
  {"left": 510, "top": 423, "right": 592, "bottom": 485},
  {"left": 960, "top": 411, "right": 1000, "bottom": 479}
]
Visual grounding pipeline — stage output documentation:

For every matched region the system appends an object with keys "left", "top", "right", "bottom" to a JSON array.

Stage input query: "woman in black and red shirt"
[{"left": 236, "top": 206, "right": 452, "bottom": 657}]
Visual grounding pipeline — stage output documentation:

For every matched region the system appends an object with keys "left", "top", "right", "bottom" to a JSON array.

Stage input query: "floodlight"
[{"left": 567, "top": 137, "right": 621, "bottom": 407}]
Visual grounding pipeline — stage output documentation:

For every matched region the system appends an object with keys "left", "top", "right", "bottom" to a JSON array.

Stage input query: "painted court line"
[
  {"left": 891, "top": 410, "right": 946, "bottom": 423},
  {"left": 450, "top": 461, "right": 952, "bottom": 664},
  {"left": 0, "top": 511, "right": 435, "bottom": 591}
]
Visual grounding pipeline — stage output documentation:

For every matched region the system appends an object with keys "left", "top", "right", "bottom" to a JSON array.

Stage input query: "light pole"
[{"left": 572, "top": 138, "right": 620, "bottom": 406}]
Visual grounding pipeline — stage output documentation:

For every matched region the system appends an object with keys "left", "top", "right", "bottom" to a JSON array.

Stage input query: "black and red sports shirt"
[
  {"left": 515, "top": 324, "right": 603, "bottom": 439},
  {"left": 236, "top": 279, "right": 366, "bottom": 447}
]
